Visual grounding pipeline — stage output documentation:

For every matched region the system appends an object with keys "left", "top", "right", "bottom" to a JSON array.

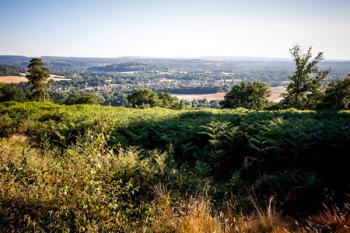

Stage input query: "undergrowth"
[{"left": 0, "top": 102, "right": 349, "bottom": 232}]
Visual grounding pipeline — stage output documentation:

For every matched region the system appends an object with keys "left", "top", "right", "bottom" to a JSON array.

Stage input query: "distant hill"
[
  {"left": 0, "top": 56, "right": 29, "bottom": 67},
  {"left": 88, "top": 62, "right": 156, "bottom": 73},
  {"left": 0, "top": 55, "right": 350, "bottom": 78}
]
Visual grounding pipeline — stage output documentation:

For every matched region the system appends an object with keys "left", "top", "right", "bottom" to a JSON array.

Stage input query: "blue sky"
[{"left": 1, "top": 0, "right": 350, "bottom": 59}]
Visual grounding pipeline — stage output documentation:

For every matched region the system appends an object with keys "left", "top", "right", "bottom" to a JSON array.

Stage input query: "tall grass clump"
[{"left": 0, "top": 137, "right": 174, "bottom": 232}]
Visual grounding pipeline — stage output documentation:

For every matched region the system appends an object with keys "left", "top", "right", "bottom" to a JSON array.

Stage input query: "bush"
[
  {"left": 64, "top": 92, "right": 103, "bottom": 105},
  {"left": 320, "top": 76, "right": 350, "bottom": 110},
  {"left": 220, "top": 82, "right": 270, "bottom": 109},
  {"left": 127, "top": 89, "right": 182, "bottom": 109},
  {"left": 0, "top": 83, "right": 27, "bottom": 102},
  {"left": 127, "top": 88, "right": 159, "bottom": 108},
  {"left": 0, "top": 138, "right": 173, "bottom": 232}
]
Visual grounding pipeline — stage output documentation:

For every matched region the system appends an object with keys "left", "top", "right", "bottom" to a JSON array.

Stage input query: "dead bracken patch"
[{"left": 10, "top": 134, "right": 28, "bottom": 142}]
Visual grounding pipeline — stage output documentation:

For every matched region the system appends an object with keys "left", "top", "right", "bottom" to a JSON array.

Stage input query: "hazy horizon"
[
  {"left": 1, "top": 0, "right": 350, "bottom": 59},
  {"left": 1, "top": 55, "right": 350, "bottom": 62}
]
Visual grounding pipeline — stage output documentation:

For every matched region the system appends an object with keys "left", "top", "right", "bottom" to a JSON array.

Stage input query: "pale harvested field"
[
  {"left": 173, "top": 92, "right": 226, "bottom": 101},
  {"left": 172, "top": 86, "right": 287, "bottom": 103},
  {"left": 269, "top": 86, "right": 287, "bottom": 102},
  {"left": 0, "top": 76, "right": 28, "bottom": 84},
  {"left": 0, "top": 75, "right": 70, "bottom": 84}
]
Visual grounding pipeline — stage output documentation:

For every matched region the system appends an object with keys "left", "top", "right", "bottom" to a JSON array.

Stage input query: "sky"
[{"left": 0, "top": 0, "right": 350, "bottom": 59}]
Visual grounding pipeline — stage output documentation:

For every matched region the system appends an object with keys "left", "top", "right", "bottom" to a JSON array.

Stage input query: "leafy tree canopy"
[
  {"left": 64, "top": 92, "right": 103, "bottom": 105},
  {"left": 0, "top": 83, "right": 27, "bottom": 102},
  {"left": 220, "top": 81, "right": 270, "bottom": 110},
  {"left": 127, "top": 89, "right": 182, "bottom": 109},
  {"left": 157, "top": 92, "right": 182, "bottom": 109},
  {"left": 127, "top": 88, "right": 159, "bottom": 108},
  {"left": 282, "top": 46, "right": 330, "bottom": 109},
  {"left": 320, "top": 75, "right": 350, "bottom": 110},
  {"left": 102, "top": 92, "right": 130, "bottom": 107}
]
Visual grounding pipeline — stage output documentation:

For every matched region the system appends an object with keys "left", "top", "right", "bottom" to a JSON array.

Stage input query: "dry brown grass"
[
  {"left": 146, "top": 190, "right": 292, "bottom": 233},
  {"left": 304, "top": 204, "right": 350, "bottom": 233},
  {"left": 146, "top": 189, "right": 350, "bottom": 233},
  {"left": 148, "top": 199, "right": 291, "bottom": 233}
]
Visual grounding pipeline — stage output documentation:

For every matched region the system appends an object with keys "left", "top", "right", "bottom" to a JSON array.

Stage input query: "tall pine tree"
[{"left": 26, "top": 58, "right": 50, "bottom": 101}]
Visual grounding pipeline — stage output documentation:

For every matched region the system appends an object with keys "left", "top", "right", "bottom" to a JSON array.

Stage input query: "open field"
[
  {"left": 0, "top": 76, "right": 28, "bottom": 83},
  {"left": 172, "top": 86, "right": 287, "bottom": 102},
  {"left": 0, "top": 75, "right": 70, "bottom": 84},
  {"left": 268, "top": 86, "right": 287, "bottom": 102},
  {"left": 172, "top": 92, "right": 226, "bottom": 101}
]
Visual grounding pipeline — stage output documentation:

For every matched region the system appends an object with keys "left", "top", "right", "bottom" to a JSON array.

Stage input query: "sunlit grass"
[{"left": 0, "top": 102, "right": 349, "bottom": 232}]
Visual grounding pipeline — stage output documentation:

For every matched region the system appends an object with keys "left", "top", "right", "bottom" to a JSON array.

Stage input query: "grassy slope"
[{"left": 0, "top": 101, "right": 350, "bottom": 232}]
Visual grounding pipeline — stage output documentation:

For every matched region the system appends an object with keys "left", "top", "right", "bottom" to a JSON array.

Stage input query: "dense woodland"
[{"left": 0, "top": 48, "right": 350, "bottom": 232}]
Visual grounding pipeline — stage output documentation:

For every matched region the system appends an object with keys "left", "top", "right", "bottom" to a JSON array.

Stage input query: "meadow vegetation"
[{"left": 0, "top": 101, "right": 349, "bottom": 232}]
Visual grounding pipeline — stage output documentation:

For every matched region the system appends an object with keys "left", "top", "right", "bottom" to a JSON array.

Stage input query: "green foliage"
[
  {"left": 49, "top": 91, "right": 69, "bottom": 104},
  {"left": 191, "top": 99, "right": 220, "bottom": 108},
  {"left": 0, "top": 113, "right": 19, "bottom": 137},
  {"left": 127, "top": 88, "right": 159, "bottom": 108},
  {"left": 157, "top": 92, "right": 182, "bottom": 109},
  {"left": 0, "top": 64, "right": 21, "bottom": 76},
  {"left": 283, "top": 45, "right": 330, "bottom": 109},
  {"left": 64, "top": 92, "right": 103, "bottom": 105},
  {"left": 0, "top": 102, "right": 350, "bottom": 231},
  {"left": 0, "top": 83, "right": 27, "bottom": 102},
  {"left": 102, "top": 92, "right": 130, "bottom": 107},
  {"left": 26, "top": 58, "right": 50, "bottom": 101},
  {"left": 220, "top": 82, "right": 270, "bottom": 109},
  {"left": 0, "top": 138, "right": 175, "bottom": 232},
  {"left": 127, "top": 88, "right": 182, "bottom": 109},
  {"left": 320, "top": 75, "right": 350, "bottom": 109}
]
